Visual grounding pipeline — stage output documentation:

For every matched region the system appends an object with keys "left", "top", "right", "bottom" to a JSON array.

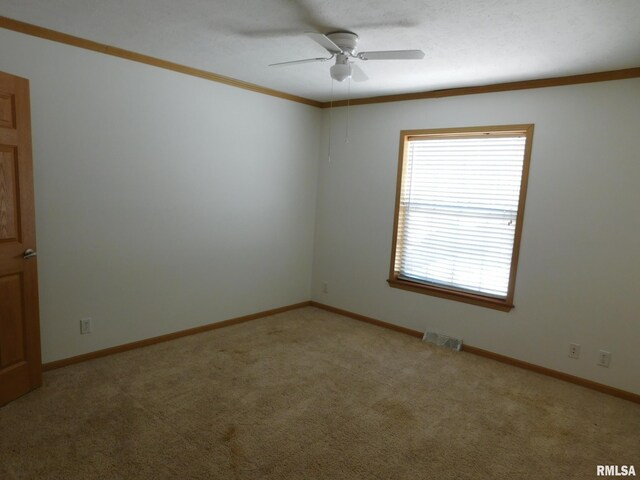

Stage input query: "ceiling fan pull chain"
[
  {"left": 345, "top": 76, "right": 351, "bottom": 144},
  {"left": 328, "top": 78, "right": 334, "bottom": 164}
]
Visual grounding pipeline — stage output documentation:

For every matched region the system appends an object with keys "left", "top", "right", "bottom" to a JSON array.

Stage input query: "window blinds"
[{"left": 395, "top": 135, "right": 527, "bottom": 299}]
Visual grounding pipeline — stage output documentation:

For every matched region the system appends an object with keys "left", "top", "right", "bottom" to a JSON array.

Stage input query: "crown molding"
[
  {"left": 320, "top": 67, "right": 640, "bottom": 108},
  {"left": 0, "top": 16, "right": 323, "bottom": 108},
  {"left": 2, "top": 16, "right": 639, "bottom": 110}
]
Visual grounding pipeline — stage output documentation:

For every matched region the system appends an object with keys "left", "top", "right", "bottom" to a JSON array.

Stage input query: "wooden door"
[{"left": 0, "top": 71, "right": 41, "bottom": 407}]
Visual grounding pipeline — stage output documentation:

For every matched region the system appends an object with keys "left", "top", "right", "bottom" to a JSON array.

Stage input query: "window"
[{"left": 388, "top": 125, "right": 534, "bottom": 311}]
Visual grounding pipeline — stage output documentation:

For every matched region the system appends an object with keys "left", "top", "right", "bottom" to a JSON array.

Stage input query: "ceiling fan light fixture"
[{"left": 330, "top": 62, "right": 352, "bottom": 82}]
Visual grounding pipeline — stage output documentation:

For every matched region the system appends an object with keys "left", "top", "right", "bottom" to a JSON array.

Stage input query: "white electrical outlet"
[
  {"left": 322, "top": 281, "right": 328, "bottom": 294},
  {"left": 568, "top": 343, "right": 581, "bottom": 359},
  {"left": 597, "top": 350, "right": 611, "bottom": 367},
  {"left": 80, "top": 318, "right": 92, "bottom": 335}
]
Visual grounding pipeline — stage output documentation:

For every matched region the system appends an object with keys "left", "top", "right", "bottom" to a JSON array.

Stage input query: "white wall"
[
  {"left": 312, "top": 79, "right": 640, "bottom": 394},
  {"left": 0, "top": 28, "right": 321, "bottom": 363}
]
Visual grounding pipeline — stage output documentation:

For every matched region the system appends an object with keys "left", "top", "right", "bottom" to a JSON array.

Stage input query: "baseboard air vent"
[{"left": 423, "top": 331, "right": 463, "bottom": 351}]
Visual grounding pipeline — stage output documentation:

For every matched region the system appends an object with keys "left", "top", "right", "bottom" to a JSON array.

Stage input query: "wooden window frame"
[{"left": 387, "top": 124, "right": 534, "bottom": 312}]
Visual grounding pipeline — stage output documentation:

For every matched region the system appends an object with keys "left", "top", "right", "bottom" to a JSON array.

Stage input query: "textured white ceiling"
[{"left": 1, "top": 0, "right": 639, "bottom": 102}]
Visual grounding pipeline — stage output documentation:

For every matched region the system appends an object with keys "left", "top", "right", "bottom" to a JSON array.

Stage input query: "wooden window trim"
[{"left": 388, "top": 124, "right": 534, "bottom": 312}]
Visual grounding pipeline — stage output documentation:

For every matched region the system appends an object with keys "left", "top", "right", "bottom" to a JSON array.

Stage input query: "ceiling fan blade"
[
  {"left": 351, "top": 63, "right": 368, "bottom": 82},
  {"left": 269, "top": 56, "right": 333, "bottom": 67},
  {"left": 358, "top": 50, "right": 425, "bottom": 60},
  {"left": 306, "top": 32, "right": 343, "bottom": 54}
]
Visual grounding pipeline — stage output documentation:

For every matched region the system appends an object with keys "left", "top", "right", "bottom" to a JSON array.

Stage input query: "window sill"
[{"left": 387, "top": 278, "right": 514, "bottom": 312}]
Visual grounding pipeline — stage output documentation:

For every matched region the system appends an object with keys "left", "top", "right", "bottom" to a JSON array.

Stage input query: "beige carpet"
[{"left": 1, "top": 307, "right": 638, "bottom": 479}]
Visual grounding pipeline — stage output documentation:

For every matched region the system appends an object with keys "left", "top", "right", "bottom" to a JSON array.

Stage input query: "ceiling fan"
[{"left": 269, "top": 31, "right": 425, "bottom": 82}]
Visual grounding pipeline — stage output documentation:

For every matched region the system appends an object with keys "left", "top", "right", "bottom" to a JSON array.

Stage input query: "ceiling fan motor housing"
[{"left": 326, "top": 31, "right": 359, "bottom": 55}]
